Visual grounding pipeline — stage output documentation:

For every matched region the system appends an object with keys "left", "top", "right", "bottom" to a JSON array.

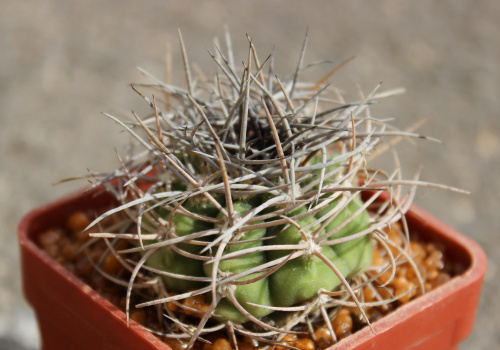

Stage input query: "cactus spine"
[{"left": 83, "top": 30, "right": 460, "bottom": 348}]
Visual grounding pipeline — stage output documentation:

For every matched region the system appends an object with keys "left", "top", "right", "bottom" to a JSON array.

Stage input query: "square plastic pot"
[{"left": 18, "top": 187, "right": 487, "bottom": 350}]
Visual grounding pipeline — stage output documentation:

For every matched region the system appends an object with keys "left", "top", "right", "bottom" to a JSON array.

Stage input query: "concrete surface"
[{"left": 1, "top": 1, "right": 498, "bottom": 348}]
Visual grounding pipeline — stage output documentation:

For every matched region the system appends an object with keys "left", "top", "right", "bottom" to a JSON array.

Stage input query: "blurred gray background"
[{"left": 1, "top": 1, "right": 498, "bottom": 349}]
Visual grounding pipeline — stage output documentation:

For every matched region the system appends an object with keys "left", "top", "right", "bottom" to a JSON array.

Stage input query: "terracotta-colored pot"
[{"left": 18, "top": 187, "right": 486, "bottom": 350}]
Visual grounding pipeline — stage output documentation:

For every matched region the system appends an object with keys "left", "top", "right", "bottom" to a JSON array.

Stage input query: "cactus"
[{"left": 81, "top": 29, "right": 465, "bottom": 348}]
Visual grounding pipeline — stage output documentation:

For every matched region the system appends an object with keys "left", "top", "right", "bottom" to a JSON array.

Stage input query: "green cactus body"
[
  {"left": 146, "top": 190, "right": 371, "bottom": 323},
  {"left": 145, "top": 199, "right": 219, "bottom": 292},
  {"left": 204, "top": 201, "right": 273, "bottom": 323},
  {"left": 266, "top": 198, "right": 371, "bottom": 308},
  {"left": 319, "top": 196, "right": 371, "bottom": 256}
]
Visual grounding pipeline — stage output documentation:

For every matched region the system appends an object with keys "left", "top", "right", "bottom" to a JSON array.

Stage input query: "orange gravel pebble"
[
  {"left": 73, "top": 229, "right": 92, "bottom": 243},
  {"left": 331, "top": 309, "right": 352, "bottom": 338},
  {"left": 167, "top": 299, "right": 179, "bottom": 312},
  {"left": 182, "top": 294, "right": 210, "bottom": 317},
  {"left": 294, "top": 338, "right": 315, "bottom": 350},
  {"left": 314, "top": 327, "right": 333, "bottom": 348},
  {"left": 363, "top": 285, "right": 376, "bottom": 302},
  {"left": 37, "top": 229, "right": 62, "bottom": 248},
  {"left": 275, "top": 334, "right": 298, "bottom": 350},
  {"left": 67, "top": 211, "right": 91, "bottom": 232},
  {"left": 212, "top": 338, "right": 232, "bottom": 350},
  {"left": 60, "top": 238, "right": 80, "bottom": 261},
  {"left": 410, "top": 241, "right": 426, "bottom": 261},
  {"left": 393, "top": 278, "right": 417, "bottom": 304},
  {"left": 430, "top": 272, "right": 451, "bottom": 289},
  {"left": 166, "top": 339, "right": 189, "bottom": 350}
]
